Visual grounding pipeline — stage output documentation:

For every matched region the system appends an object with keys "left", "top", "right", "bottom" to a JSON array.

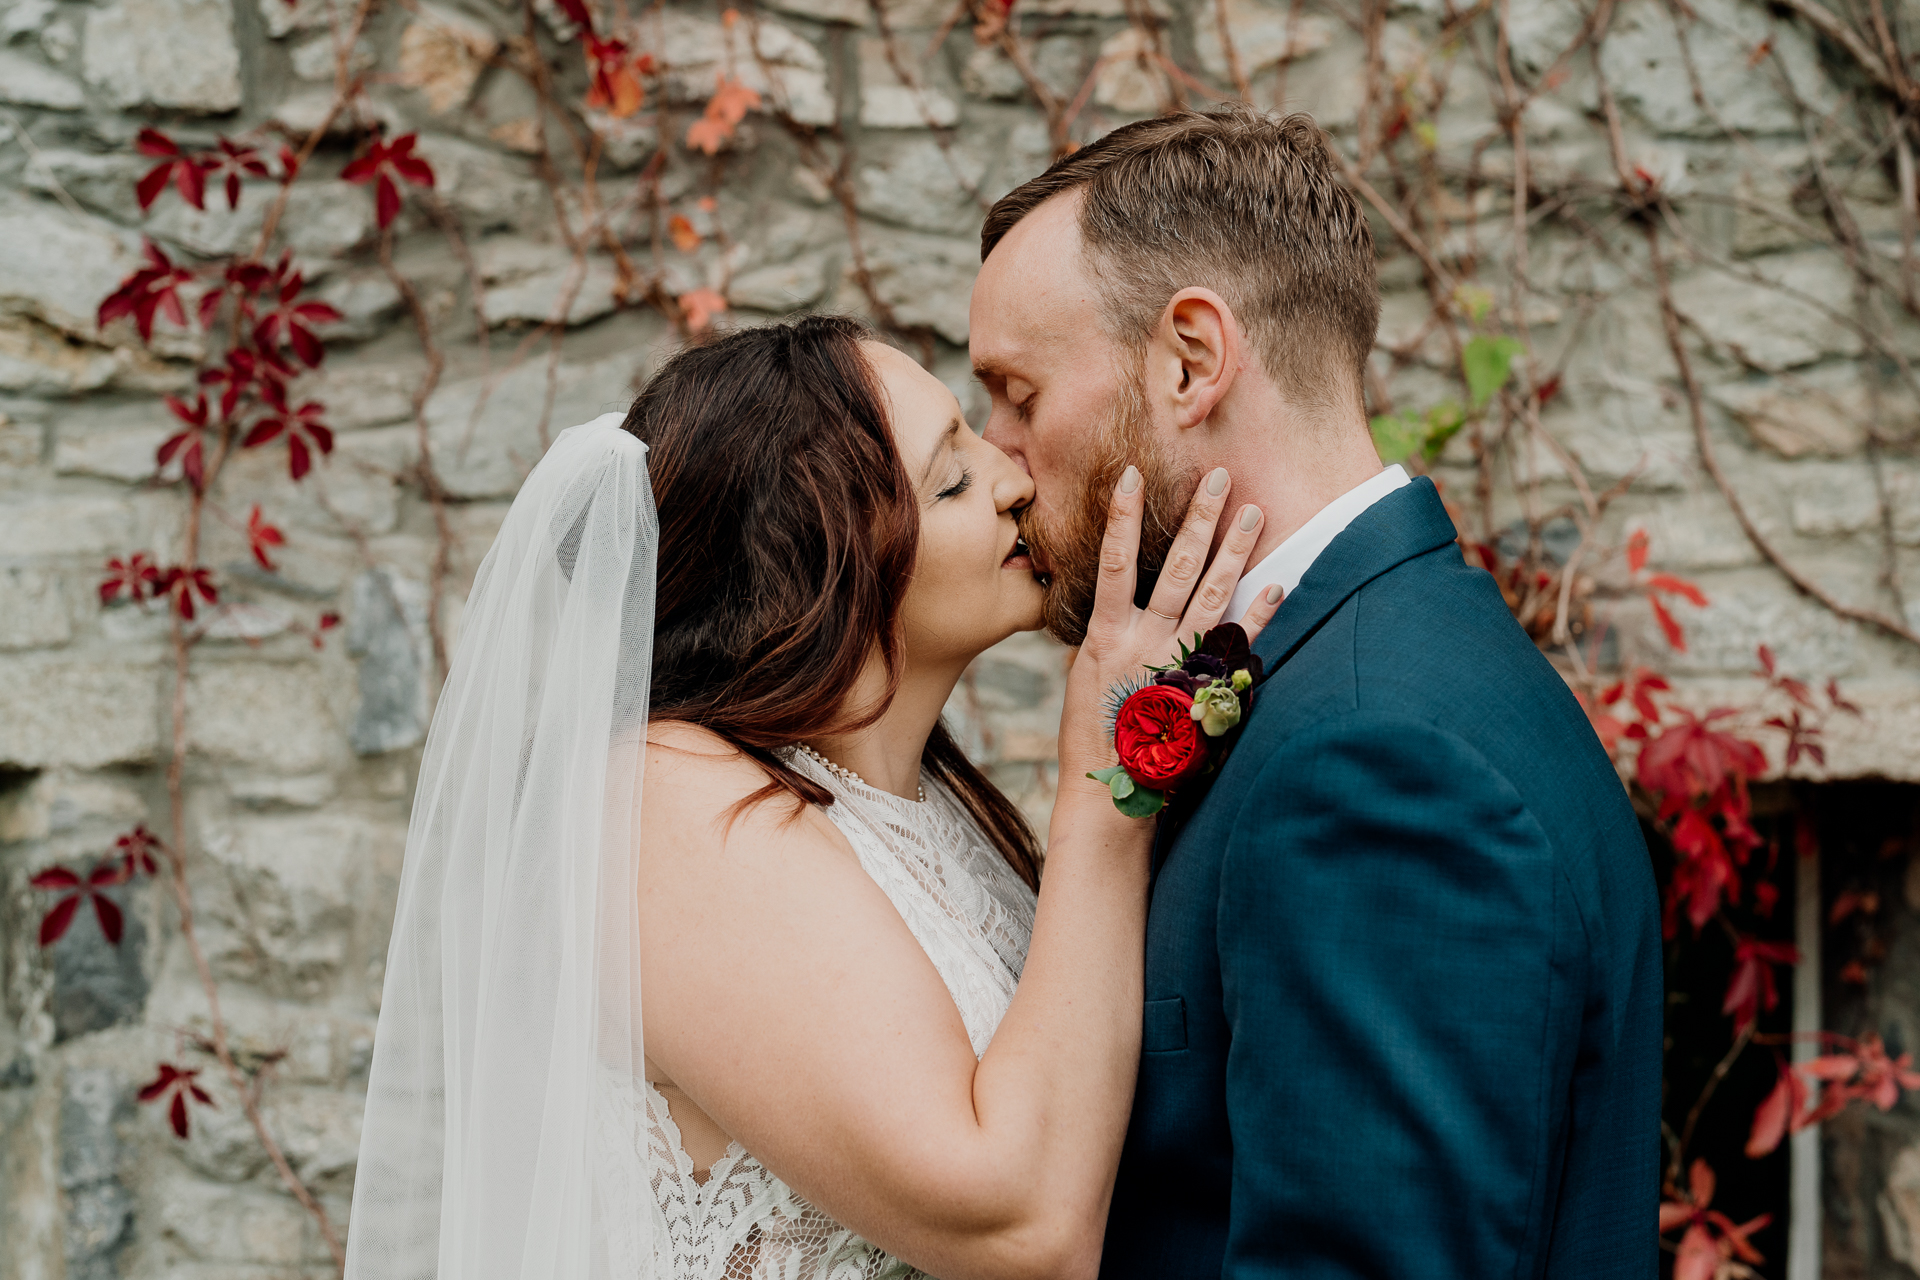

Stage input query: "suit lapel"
[
  {"left": 1250, "top": 476, "right": 1460, "bottom": 685},
  {"left": 1149, "top": 478, "right": 1459, "bottom": 882}
]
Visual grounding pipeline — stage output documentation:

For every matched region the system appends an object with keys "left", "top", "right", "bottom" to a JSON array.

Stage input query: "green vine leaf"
[
  {"left": 1370, "top": 400, "right": 1466, "bottom": 465},
  {"left": 1463, "top": 335, "right": 1526, "bottom": 410}
]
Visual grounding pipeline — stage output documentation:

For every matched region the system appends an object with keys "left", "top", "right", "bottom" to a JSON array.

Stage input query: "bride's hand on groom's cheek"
[{"left": 1058, "top": 465, "right": 1284, "bottom": 782}]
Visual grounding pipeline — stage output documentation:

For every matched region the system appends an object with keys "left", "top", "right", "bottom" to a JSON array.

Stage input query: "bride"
[{"left": 344, "top": 315, "right": 1278, "bottom": 1280}]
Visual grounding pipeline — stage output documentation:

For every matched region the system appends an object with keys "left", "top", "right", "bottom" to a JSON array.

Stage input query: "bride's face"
[{"left": 864, "top": 342, "right": 1045, "bottom": 665}]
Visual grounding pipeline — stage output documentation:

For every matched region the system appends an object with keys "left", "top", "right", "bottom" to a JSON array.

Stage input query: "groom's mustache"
[{"left": 1016, "top": 480, "right": 1178, "bottom": 645}]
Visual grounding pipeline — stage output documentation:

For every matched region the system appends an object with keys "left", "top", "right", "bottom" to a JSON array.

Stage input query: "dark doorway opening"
[{"left": 1655, "top": 786, "right": 1798, "bottom": 1277}]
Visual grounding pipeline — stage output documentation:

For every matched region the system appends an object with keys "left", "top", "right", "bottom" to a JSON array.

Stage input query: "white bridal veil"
[{"left": 346, "top": 414, "right": 657, "bottom": 1280}]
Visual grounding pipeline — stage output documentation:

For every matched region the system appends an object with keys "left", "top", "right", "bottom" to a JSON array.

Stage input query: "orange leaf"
[
  {"left": 678, "top": 287, "right": 727, "bottom": 333},
  {"left": 1746, "top": 1068, "right": 1797, "bottom": 1156},
  {"left": 1674, "top": 1224, "right": 1718, "bottom": 1280},
  {"left": 1647, "top": 572, "right": 1709, "bottom": 607},
  {"left": 1688, "top": 1157, "right": 1715, "bottom": 1209},
  {"left": 1626, "top": 528, "right": 1649, "bottom": 574},
  {"left": 668, "top": 214, "right": 702, "bottom": 253},
  {"left": 1800, "top": 1054, "right": 1860, "bottom": 1082},
  {"left": 1649, "top": 593, "right": 1687, "bottom": 651},
  {"left": 686, "top": 76, "right": 762, "bottom": 154}
]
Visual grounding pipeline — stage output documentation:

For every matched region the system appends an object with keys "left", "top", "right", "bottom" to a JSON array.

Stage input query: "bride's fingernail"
[
  {"left": 1240, "top": 506, "right": 1260, "bottom": 531},
  {"left": 1206, "top": 467, "right": 1229, "bottom": 497},
  {"left": 1118, "top": 465, "right": 1141, "bottom": 494},
  {"left": 1265, "top": 584, "right": 1284, "bottom": 604}
]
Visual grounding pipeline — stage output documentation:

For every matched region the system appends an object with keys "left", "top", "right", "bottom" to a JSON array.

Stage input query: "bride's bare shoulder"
[{"left": 639, "top": 722, "right": 834, "bottom": 854}]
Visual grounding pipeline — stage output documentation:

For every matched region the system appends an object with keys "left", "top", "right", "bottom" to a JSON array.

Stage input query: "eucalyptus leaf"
[
  {"left": 1114, "top": 785, "right": 1166, "bottom": 818},
  {"left": 1109, "top": 771, "right": 1136, "bottom": 800}
]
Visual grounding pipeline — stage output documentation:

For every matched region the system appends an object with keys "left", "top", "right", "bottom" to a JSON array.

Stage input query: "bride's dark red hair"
[{"left": 622, "top": 315, "right": 1040, "bottom": 889}]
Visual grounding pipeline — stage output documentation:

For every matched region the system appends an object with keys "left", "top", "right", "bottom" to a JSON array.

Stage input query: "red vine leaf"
[
  {"left": 341, "top": 133, "right": 436, "bottom": 230},
  {"left": 1827, "top": 679, "right": 1862, "bottom": 716},
  {"left": 161, "top": 565, "right": 219, "bottom": 621},
  {"left": 116, "top": 825, "right": 163, "bottom": 878},
  {"left": 1647, "top": 572, "right": 1708, "bottom": 607},
  {"left": 1660, "top": 1158, "right": 1769, "bottom": 1279},
  {"left": 246, "top": 504, "right": 286, "bottom": 570},
  {"left": 100, "top": 552, "right": 163, "bottom": 606},
  {"left": 159, "top": 393, "right": 211, "bottom": 490},
  {"left": 91, "top": 893, "right": 124, "bottom": 946},
  {"left": 138, "top": 1064, "right": 215, "bottom": 1139},
  {"left": 1746, "top": 1061, "right": 1806, "bottom": 1157},
  {"left": 1649, "top": 592, "right": 1685, "bottom": 651},
  {"left": 97, "top": 239, "right": 196, "bottom": 343},
  {"left": 1626, "top": 528, "right": 1649, "bottom": 574},
  {"left": 31, "top": 860, "right": 129, "bottom": 947},
  {"left": 38, "top": 893, "right": 81, "bottom": 947},
  {"left": 251, "top": 254, "right": 342, "bottom": 368},
  {"left": 1722, "top": 937, "right": 1797, "bottom": 1034},
  {"left": 243, "top": 381, "right": 333, "bottom": 479},
  {"left": 204, "top": 136, "right": 271, "bottom": 211},
  {"left": 585, "top": 36, "right": 648, "bottom": 116},
  {"left": 134, "top": 128, "right": 207, "bottom": 213}
]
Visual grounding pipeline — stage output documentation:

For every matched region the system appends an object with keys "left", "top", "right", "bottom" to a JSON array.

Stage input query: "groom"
[{"left": 971, "top": 107, "right": 1661, "bottom": 1278}]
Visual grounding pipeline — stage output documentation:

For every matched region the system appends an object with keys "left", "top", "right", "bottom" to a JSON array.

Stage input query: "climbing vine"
[{"left": 14, "top": 0, "right": 1920, "bottom": 1273}]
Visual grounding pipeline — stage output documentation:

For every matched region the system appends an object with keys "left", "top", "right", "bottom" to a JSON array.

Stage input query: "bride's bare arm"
[{"left": 637, "top": 470, "right": 1279, "bottom": 1280}]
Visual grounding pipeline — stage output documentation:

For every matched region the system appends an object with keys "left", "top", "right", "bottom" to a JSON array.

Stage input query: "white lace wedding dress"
[{"left": 606, "top": 749, "right": 1040, "bottom": 1280}]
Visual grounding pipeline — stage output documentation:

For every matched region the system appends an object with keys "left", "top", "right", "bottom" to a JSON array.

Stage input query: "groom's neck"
[{"left": 1198, "top": 400, "right": 1386, "bottom": 569}]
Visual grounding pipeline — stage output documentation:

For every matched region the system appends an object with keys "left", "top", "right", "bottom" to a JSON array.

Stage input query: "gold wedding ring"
[{"left": 1146, "top": 605, "right": 1182, "bottom": 622}]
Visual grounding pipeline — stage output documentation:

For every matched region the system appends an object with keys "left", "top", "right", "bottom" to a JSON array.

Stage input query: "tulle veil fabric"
[{"left": 346, "top": 414, "right": 658, "bottom": 1280}]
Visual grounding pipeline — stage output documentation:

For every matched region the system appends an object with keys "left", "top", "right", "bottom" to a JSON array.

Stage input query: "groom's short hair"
[{"left": 982, "top": 107, "right": 1378, "bottom": 417}]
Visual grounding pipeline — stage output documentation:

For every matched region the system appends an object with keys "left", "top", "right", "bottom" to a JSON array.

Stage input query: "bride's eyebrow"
[{"left": 918, "top": 418, "right": 964, "bottom": 487}]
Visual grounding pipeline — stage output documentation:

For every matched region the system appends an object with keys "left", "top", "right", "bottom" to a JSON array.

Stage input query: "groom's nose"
[{"left": 982, "top": 419, "right": 1029, "bottom": 475}]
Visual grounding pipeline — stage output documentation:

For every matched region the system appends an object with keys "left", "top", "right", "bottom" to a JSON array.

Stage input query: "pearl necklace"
[{"left": 795, "top": 743, "right": 926, "bottom": 804}]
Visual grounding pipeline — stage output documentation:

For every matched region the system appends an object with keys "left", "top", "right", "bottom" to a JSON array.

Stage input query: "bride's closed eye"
[{"left": 935, "top": 469, "right": 974, "bottom": 501}]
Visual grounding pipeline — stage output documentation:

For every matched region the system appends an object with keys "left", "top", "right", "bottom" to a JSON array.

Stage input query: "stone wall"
[{"left": 1, "top": 0, "right": 1918, "bottom": 1272}]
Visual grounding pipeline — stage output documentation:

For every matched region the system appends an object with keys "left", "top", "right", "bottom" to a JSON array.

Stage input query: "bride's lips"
[
  {"left": 1010, "top": 528, "right": 1052, "bottom": 576},
  {"left": 1002, "top": 533, "right": 1034, "bottom": 572}
]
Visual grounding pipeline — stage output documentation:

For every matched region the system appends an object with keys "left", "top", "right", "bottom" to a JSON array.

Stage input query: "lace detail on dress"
[{"left": 612, "top": 750, "right": 1039, "bottom": 1279}]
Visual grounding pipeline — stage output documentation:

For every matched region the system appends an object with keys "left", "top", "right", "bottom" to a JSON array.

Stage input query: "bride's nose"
[{"left": 991, "top": 448, "right": 1036, "bottom": 513}]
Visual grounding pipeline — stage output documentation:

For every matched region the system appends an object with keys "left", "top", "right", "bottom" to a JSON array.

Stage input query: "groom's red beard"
[{"left": 1018, "top": 369, "right": 1188, "bottom": 648}]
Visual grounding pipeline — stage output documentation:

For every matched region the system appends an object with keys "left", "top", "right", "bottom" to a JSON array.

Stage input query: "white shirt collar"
[{"left": 1224, "top": 464, "right": 1411, "bottom": 625}]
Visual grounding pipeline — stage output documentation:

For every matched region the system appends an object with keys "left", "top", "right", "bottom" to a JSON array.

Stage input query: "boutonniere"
[{"left": 1087, "top": 623, "right": 1264, "bottom": 817}]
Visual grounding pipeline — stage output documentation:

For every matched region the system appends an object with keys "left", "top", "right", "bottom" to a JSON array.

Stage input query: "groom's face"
[{"left": 970, "top": 196, "right": 1190, "bottom": 647}]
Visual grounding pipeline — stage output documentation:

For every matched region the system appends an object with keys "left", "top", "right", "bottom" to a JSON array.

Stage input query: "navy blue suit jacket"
[{"left": 1100, "top": 478, "right": 1662, "bottom": 1280}]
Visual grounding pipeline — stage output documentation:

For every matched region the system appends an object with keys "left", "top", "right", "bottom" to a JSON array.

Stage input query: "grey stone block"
[
  {"left": 346, "top": 568, "right": 432, "bottom": 756},
  {"left": 59, "top": 1068, "right": 133, "bottom": 1280},
  {"left": 46, "top": 874, "right": 148, "bottom": 1043}
]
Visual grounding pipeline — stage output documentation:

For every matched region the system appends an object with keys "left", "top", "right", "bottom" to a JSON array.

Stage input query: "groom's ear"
[{"left": 1154, "top": 289, "right": 1242, "bottom": 431}]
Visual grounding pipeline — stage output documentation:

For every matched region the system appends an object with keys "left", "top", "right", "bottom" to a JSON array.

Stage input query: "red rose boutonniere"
[{"left": 1088, "top": 623, "right": 1264, "bottom": 817}]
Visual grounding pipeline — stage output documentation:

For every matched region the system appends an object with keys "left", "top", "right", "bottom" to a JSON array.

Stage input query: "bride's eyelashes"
[{"left": 935, "top": 469, "right": 975, "bottom": 501}]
